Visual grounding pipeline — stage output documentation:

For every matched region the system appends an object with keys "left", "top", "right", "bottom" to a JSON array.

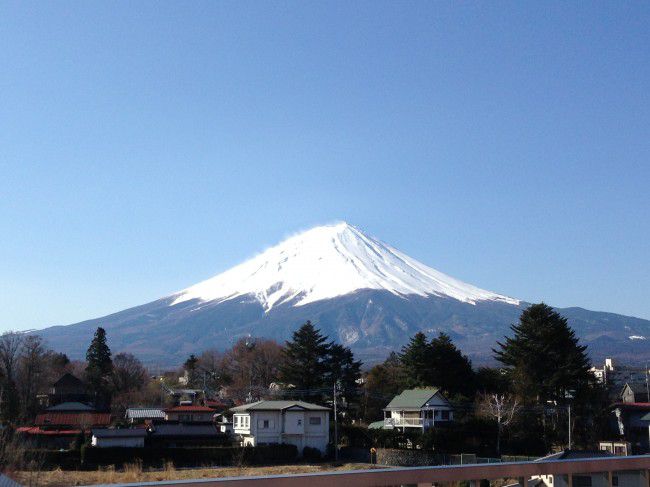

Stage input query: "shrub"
[{"left": 302, "top": 446, "right": 321, "bottom": 462}]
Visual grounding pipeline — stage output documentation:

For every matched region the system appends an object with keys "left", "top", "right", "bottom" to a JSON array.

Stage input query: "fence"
[
  {"left": 372, "top": 449, "right": 538, "bottom": 467},
  {"left": 78, "top": 454, "right": 650, "bottom": 487}
]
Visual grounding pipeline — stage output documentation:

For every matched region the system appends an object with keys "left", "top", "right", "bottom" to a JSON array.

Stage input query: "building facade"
[{"left": 230, "top": 400, "right": 330, "bottom": 455}]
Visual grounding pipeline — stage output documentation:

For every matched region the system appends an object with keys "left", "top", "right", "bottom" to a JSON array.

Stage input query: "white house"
[
  {"left": 230, "top": 400, "right": 330, "bottom": 455},
  {"left": 372, "top": 387, "right": 453, "bottom": 432},
  {"left": 91, "top": 428, "right": 147, "bottom": 448}
]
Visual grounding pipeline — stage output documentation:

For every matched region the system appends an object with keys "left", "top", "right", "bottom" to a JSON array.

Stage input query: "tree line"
[
  {"left": 0, "top": 303, "right": 609, "bottom": 457},
  {"left": 361, "top": 303, "right": 607, "bottom": 455}
]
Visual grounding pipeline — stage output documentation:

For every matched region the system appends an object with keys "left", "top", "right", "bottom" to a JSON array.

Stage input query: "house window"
[
  {"left": 297, "top": 419, "right": 302, "bottom": 426},
  {"left": 612, "top": 477, "right": 618, "bottom": 487},
  {"left": 309, "top": 417, "right": 321, "bottom": 425},
  {"left": 244, "top": 416, "right": 249, "bottom": 428},
  {"left": 258, "top": 419, "right": 273, "bottom": 429},
  {"left": 441, "top": 410, "right": 450, "bottom": 420},
  {"left": 573, "top": 476, "right": 592, "bottom": 487}
]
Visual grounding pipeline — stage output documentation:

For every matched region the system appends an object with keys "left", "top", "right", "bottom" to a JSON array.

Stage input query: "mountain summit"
[
  {"left": 172, "top": 222, "right": 519, "bottom": 311},
  {"left": 35, "top": 222, "right": 650, "bottom": 365}
]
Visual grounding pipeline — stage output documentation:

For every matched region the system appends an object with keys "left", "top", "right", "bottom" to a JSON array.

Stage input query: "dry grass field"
[{"left": 14, "top": 462, "right": 384, "bottom": 486}]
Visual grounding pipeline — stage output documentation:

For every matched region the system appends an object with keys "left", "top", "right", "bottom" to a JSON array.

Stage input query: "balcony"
[{"left": 384, "top": 417, "right": 425, "bottom": 428}]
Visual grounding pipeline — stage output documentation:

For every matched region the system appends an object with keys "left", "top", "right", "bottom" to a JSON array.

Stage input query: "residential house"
[
  {"left": 91, "top": 428, "right": 147, "bottom": 448},
  {"left": 164, "top": 405, "right": 215, "bottom": 423},
  {"left": 125, "top": 408, "right": 165, "bottom": 425},
  {"left": 620, "top": 383, "right": 650, "bottom": 404},
  {"left": 599, "top": 440, "right": 632, "bottom": 456},
  {"left": 530, "top": 450, "right": 648, "bottom": 487},
  {"left": 48, "top": 373, "right": 89, "bottom": 406},
  {"left": 376, "top": 388, "right": 453, "bottom": 432},
  {"left": 147, "top": 423, "right": 226, "bottom": 448},
  {"left": 231, "top": 400, "right": 330, "bottom": 455},
  {"left": 17, "top": 402, "right": 111, "bottom": 449}
]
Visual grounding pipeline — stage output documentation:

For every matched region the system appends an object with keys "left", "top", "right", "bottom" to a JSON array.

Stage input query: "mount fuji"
[{"left": 36, "top": 222, "right": 650, "bottom": 365}]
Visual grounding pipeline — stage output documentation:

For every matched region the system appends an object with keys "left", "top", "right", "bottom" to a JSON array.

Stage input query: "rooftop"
[
  {"left": 536, "top": 450, "right": 614, "bottom": 461},
  {"left": 36, "top": 412, "right": 111, "bottom": 427},
  {"left": 92, "top": 428, "right": 147, "bottom": 438},
  {"left": 164, "top": 405, "right": 215, "bottom": 413},
  {"left": 149, "top": 424, "right": 221, "bottom": 438},
  {"left": 230, "top": 400, "right": 330, "bottom": 412},
  {"left": 385, "top": 388, "right": 442, "bottom": 410},
  {"left": 46, "top": 402, "right": 94, "bottom": 412},
  {"left": 125, "top": 408, "right": 165, "bottom": 419},
  {"left": 52, "top": 373, "right": 84, "bottom": 388}
]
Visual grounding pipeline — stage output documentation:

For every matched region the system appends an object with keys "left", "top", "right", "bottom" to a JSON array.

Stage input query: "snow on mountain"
[{"left": 171, "top": 222, "right": 519, "bottom": 311}]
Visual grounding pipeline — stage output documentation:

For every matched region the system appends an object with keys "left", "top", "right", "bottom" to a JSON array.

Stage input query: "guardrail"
[{"left": 92, "top": 454, "right": 650, "bottom": 487}]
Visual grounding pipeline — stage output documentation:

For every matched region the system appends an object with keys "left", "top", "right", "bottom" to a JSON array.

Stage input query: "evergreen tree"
[
  {"left": 494, "top": 303, "right": 591, "bottom": 404},
  {"left": 183, "top": 354, "right": 199, "bottom": 387},
  {"left": 428, "top": 333, "right": 475, "bottom": 397},
  {"left": 399, "top": 332, "right": 431, "bottom": 387},
  {"left": 327, "top": 343, "right": 362, "bottom": 394},
  {"left": 362, "top": 352, "right": 404, "bottom": 422},
  {"left": 494, "top": 303, "right": 598, "bottom": 449},
  {"left": 280, "top": 321, "right": 331, "bottom": 394},
  {"left": 85, "top": 327, "right": 113, "bottom": 408}
]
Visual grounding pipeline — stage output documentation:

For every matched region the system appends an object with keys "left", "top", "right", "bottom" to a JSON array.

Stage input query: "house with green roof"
[
  {"left": 230, "top": 400, "right": 330, "bottom": 455},
  {"left": 376, "top": 387, "right": 453, "bottom": 432}
]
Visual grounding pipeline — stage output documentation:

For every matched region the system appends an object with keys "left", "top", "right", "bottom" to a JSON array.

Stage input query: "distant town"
[{"left": 0, "top": 303, "right": 648, "bottom": 485}]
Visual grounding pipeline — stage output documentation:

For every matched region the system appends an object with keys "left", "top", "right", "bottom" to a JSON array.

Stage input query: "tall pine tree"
[
  {"left": 428, "top": 332, "right": 475, "bottom": 397},
  {"left": 399, "top": 332, "right": 431, "bottom": 388},
  {"left": 326, "top": 343, "right": 362, "bottom": 395},
  {"left": 494, "top": 303, "right": 591, "bottom": 404},
  {"left": 280, "top": 321, "right": 331, "bottom": 394},
  {"left": 85, "top": 327, "right": 113, "bottom": 409}
]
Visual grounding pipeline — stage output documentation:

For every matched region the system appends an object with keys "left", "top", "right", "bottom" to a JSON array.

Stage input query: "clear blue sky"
[{"left": 2, "top": 1, "right": 649, "bottom": 332}]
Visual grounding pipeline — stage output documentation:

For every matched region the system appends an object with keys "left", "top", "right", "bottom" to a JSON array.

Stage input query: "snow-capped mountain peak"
[{"left": 171, "top": 222, "right": 519, "bottom": 311}]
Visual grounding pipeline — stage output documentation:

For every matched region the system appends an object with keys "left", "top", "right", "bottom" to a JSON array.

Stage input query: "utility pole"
[
  {"left": 333, "top": 380, "right": 339, "bottom": 462},
  {"left": 569, "top": 403, "right": 571, "bottom": 450},
  {"left": 645, "top": 362, "right": 650, "bottom": 402}
]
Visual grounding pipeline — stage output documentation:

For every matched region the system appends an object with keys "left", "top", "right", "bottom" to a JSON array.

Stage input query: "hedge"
[{"left": 24, "top": 444, "right": 298, "bottom": 470}]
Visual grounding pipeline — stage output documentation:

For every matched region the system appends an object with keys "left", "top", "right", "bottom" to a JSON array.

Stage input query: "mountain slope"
[
  {"left": 34, "top": 223, "right": 650, "bottom": 365},
  {"left": 171, "top": 222, "right": 519, "bottom": 310}
]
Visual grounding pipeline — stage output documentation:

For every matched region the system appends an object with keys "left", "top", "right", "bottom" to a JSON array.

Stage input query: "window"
[
  {"left": 441, "top": 410, "right": 450, "bottom": 420},
  {"left": 309, "top": 417, "right": 321, "bottom": 425},
  {"left": 258, "top": 419, "right": 273, "bottom": 429},
  {"left": 573, "top": 476, "right": 592, "bottom": 487},
  {"left": 297, "top": 419, "right": 302, "bottom": 426},
  {"left": 612, "top": 477, "right": 618, "bottom": 487}
]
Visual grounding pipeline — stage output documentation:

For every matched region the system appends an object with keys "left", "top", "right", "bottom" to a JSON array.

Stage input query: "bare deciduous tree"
[
  {"left": 18, "top": 335, "right": 48, "bottom": 419},
  {"left": 0, "top": 332, "right": 24, "bottom": 422},
  {"left": 478, "top": 392, "right": 520, "bottom": 455}
]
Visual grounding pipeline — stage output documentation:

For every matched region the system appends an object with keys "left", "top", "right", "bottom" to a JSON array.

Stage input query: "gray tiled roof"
[
  {"left": 230, "top": 400, "right": 330, "bottom": 412},
  {"left": 149, "top": 424, "right": 220, "bottom": 438},
  {"left": 125, "top": 408, "right": 165, "bottom": 419},
  {"left": 46, "top": 402, "right": 94, "bottom": 412},
  {"left": 92, "top": 428, "right": 147, "bottom": 438}
]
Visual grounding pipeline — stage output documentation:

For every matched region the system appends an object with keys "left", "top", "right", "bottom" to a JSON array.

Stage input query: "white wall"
[{"left": 235, "top": 409, "right": 329, "bottom": 455}]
